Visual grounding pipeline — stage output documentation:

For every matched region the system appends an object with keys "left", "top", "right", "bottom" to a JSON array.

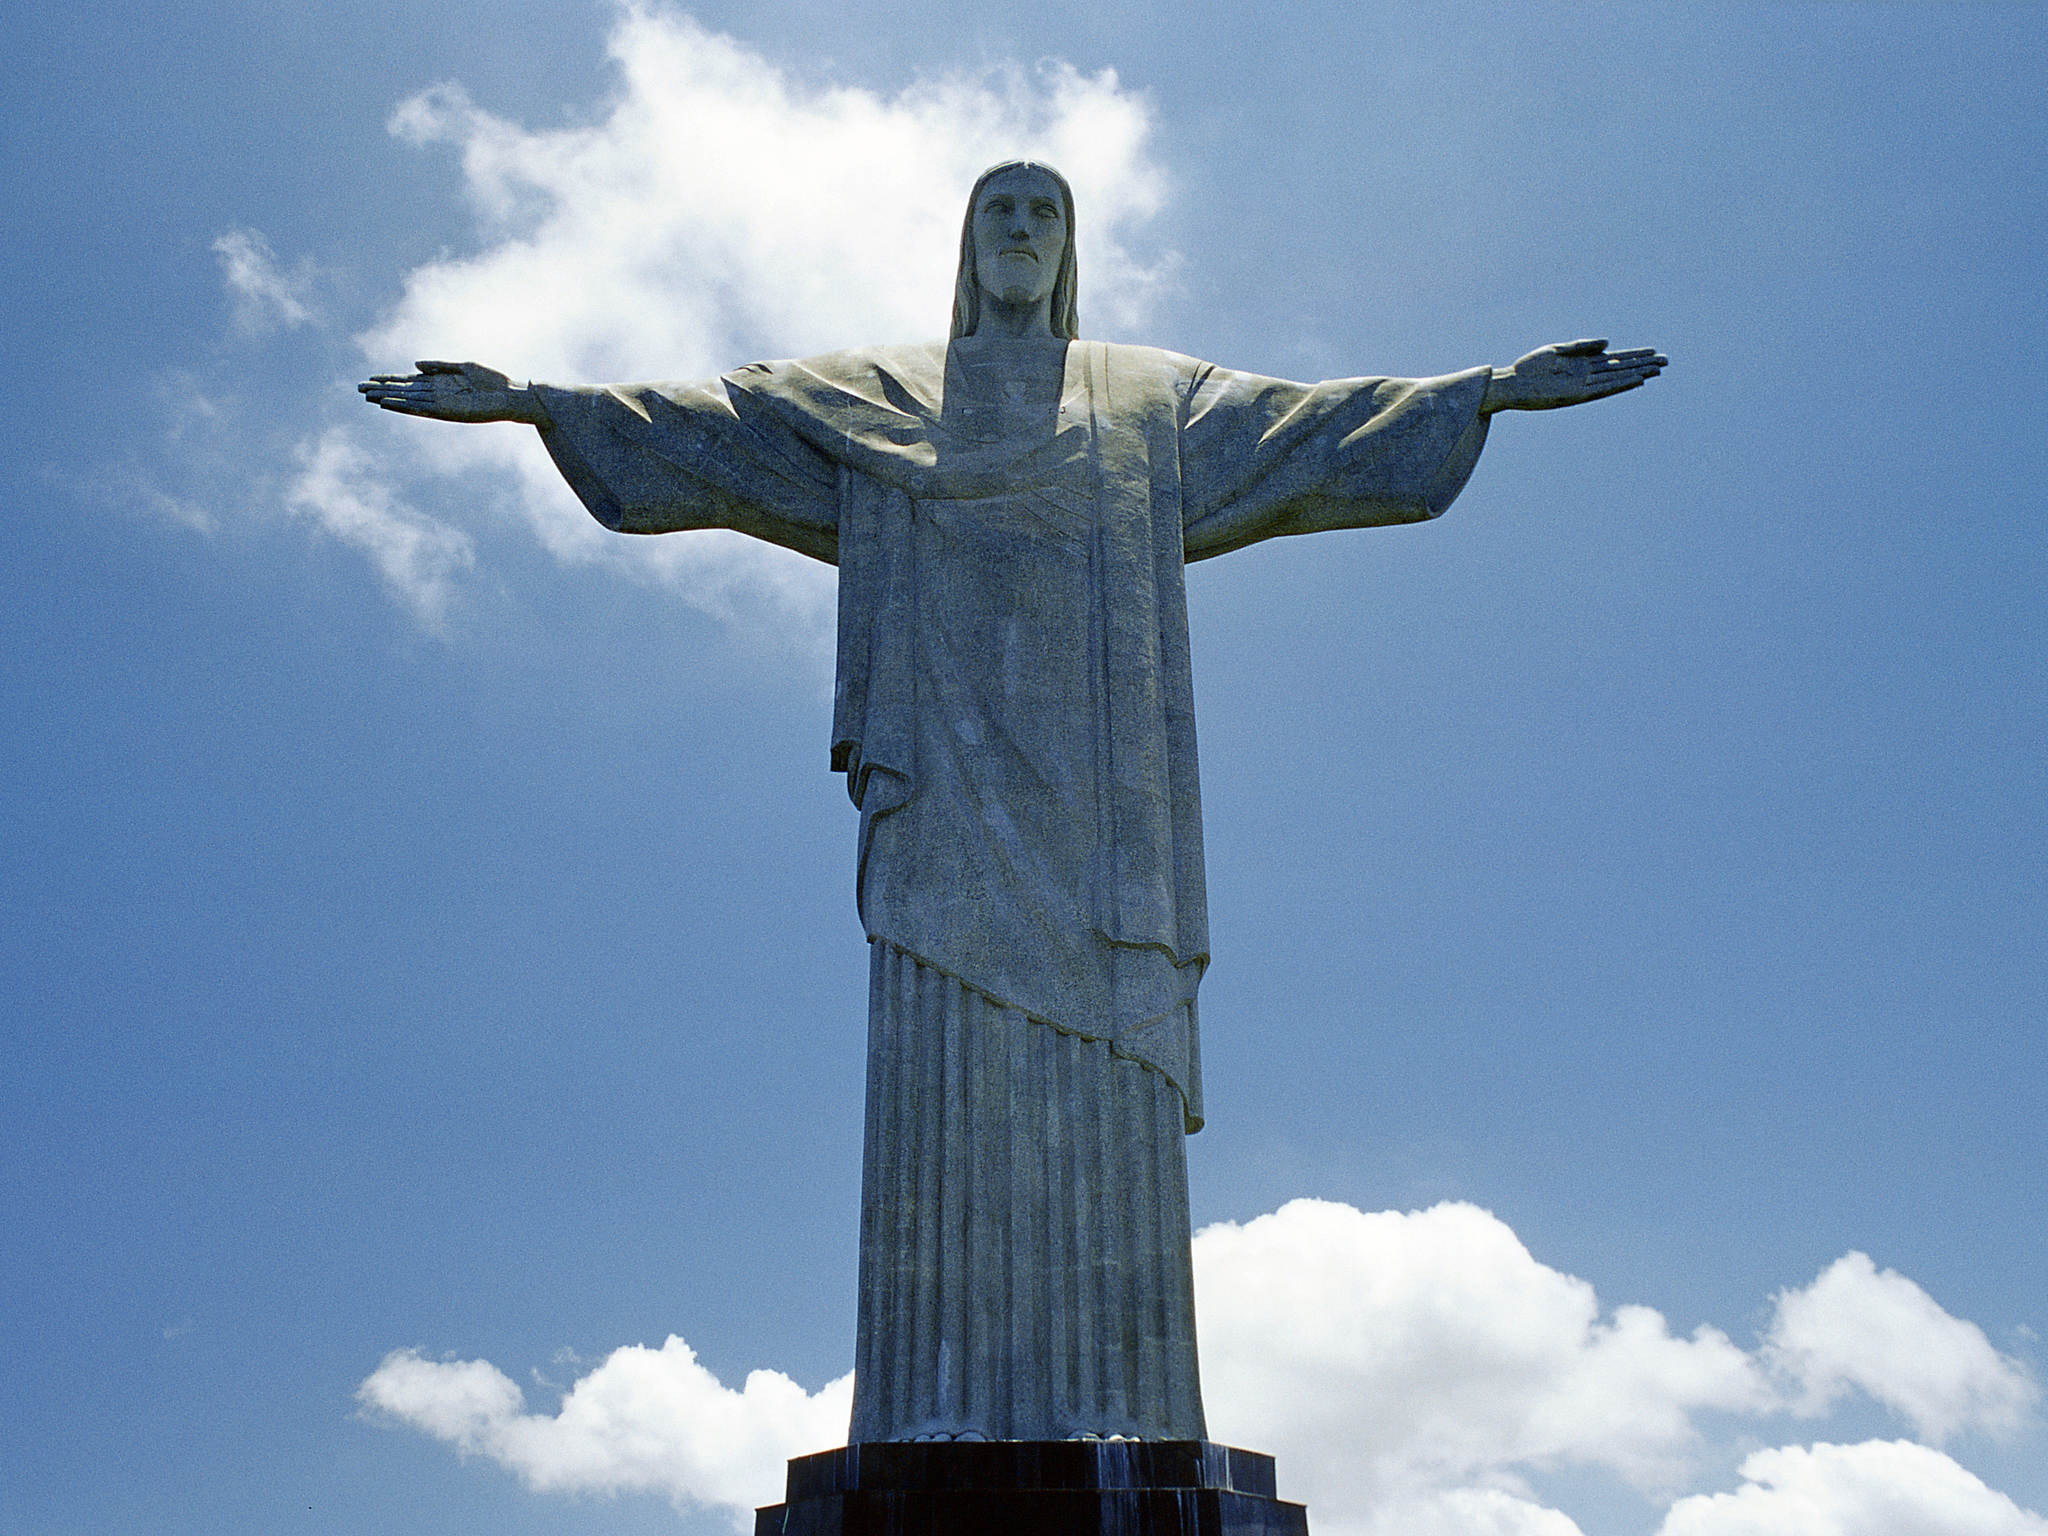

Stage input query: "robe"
[{"left": 533, "top": 340, "right": 1491, "bottom": 1441}]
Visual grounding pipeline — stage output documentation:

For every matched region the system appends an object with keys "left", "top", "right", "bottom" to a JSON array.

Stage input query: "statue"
[{"left": 361, "top": 161, "right": 1663, "bottom": 1452}]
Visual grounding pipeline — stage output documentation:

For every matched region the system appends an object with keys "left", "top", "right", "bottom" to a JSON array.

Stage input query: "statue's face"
[{"left": 971, "top": 165, "right": 1067, "bottom": 314}]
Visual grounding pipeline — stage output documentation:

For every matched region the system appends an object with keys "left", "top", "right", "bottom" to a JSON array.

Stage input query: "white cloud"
[
  {"left": 1192, "top": 1199, "right": 1769, "bottom": 1532},
  {"left": 360, "top": 1199, "right": 2046, "bottom": 1536},
  {"left": 358, "top": 1337, "right": 852, "bottom": 1531},
  {"left": 213, "top": 229, "right": 314, "bottom": 331},
  {"left": 284, "top": 426, "right": 475, "bottom": 624},
  {"left": 1766, "top": 1252, "right": 2039, "bottom": 1443},
  {"left": 1657, "top": 1440, "right": 2048, "bottom": 1536},
  {"left": 1335, "top": 1485, "right": 1591, "bottom": 1536},
  {"left": 180, "top": 6, "right": 1169, "bottom": 639},
  {"left": 324, "top": 0, "right": 1169, "bottom": 639},
  {"left": 368, "top": 8, "right": 1166, "bottom": 376}
]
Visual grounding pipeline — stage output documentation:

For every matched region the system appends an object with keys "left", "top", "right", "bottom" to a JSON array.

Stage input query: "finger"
[
  {"left": 415, "top": 360, "right": 468, "bottom": 374},
  {"left": 1599, "top": 347, "right": 1663, "bottom": 364},
  {"left": 1556, "top": 337, "right": 1609, "bottom": 356}
]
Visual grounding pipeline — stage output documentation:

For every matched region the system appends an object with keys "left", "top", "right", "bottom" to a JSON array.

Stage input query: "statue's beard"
[{"left": 985, "top": 253, "right": 1045, "bottom": 308}]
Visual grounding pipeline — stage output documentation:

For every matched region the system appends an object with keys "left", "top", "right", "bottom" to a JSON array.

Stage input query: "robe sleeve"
[
  {"left": 530, "top": 368, "right": 841, "bottom": 565},
  {"left": 1178, "top": 363, "right": 1492, "bottom": 563}
]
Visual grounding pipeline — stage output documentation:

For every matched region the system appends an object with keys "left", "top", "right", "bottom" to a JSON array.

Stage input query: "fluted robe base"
[
  {"left": 755, "top": 1440, "right": 1309, "bottom": 1536},
  {"left": 850, "top": 942, "right": 1206, "bottom": 1443}
]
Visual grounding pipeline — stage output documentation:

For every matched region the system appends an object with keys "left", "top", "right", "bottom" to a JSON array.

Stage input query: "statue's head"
[{"left": 950, "top": 160, "right": 1079, "bottom": 341}]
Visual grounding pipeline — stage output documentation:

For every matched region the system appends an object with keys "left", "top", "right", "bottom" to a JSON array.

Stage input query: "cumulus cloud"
[
  {"left": 357, "top": 1336, "right": 852, "bottom": 1531},
  {"left": 213, "top": 229, "right": 314, "bottom": 331},
  {"left": 1765, "top": 1252, "right": 2039, "bottom": 1444},
  {"left": 169, "top": 6, "right": 1170, "bottom": 631},
  {"left": 1193, "top": 1200, "right": 1769, "bottom": 1533},
  {"left": 1657, "top": 1440, "right": 2048, "bottom": 1536},
  {"left": 313, "top": 0, "right": 1168, "bottom": 636},
  {"left": 362, "top": 1200, "right": 2044, "bottom": 1533},
  {"left": 1324, "top": 1484, "right": 1590, "bottom": 1536},
  {"left": 366, "top": 7, "right": 1167, "bottom": 377}
]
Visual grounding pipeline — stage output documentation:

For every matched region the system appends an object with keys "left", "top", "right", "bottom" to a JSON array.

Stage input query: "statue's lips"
[{"left": 996, "top": 248, "right": 1040, "bottom": 263}]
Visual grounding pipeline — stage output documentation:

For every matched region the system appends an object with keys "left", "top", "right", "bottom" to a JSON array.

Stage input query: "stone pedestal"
[{"left": 754, "top": 1440, "right": 1309, "bottom": 1535}]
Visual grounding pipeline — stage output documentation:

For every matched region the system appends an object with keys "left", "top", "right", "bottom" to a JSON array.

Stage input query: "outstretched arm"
[
  {"left": 358, "top": 361, "right": 550, "bottom": 426},
  {"left": 1180, "top": 337, "right": 1664, "bottom": 561},
  {"left": 1480, "top": 339, "right": 1666, "bottom": 414},
  {"left": 359, "top": 362, "right": 842, "bottom": 563}
]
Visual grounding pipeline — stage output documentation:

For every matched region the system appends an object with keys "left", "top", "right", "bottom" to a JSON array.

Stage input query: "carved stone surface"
[
  {"left": 357, "top": 156, "right": 1661, "bottom": 1498},
  {"left": 525, "top": 172, "right": 1492, "bottom": 1440},
  {"left": 754, "top": 1440, "right": 1309, "bottom": 1536},
  {"left": 853, "top": 947, "right": 1205, "bottom": 1442},
  {"left": 523, "top": 311, "right": 1491, "bottom": 1445}
]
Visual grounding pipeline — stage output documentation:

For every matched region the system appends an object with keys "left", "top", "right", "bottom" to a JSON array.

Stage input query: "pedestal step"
[{"left": 755, "top": 1441, "right": 1309, "bottom": 1535}]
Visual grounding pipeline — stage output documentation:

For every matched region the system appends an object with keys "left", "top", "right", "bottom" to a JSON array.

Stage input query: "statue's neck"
[
  {"left": 963, "top": 282, "right": 1064, "bottom": 342},
  {"left": 954, "top": 330, "right": 1068, "bottom": 357}
]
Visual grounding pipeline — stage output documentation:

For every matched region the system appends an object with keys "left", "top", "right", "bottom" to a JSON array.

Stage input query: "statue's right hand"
[{"left": 357, "top": 360, "right": 543, "bottom": 424}]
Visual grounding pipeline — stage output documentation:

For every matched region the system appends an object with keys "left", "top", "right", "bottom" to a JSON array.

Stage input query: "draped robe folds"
[{"left": 532, "top": 340, "right": 1491, "bottom": 1441}]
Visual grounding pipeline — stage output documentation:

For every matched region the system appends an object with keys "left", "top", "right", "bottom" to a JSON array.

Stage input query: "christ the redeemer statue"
[{"left": 362, "top": 160, "right": 1663, "bottom": 1449}]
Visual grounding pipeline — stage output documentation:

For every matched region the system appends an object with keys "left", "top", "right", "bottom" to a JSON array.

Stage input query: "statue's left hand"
[
  {"left": 357, "top": 360, "right": 547, "bottom": 425},
  {"left": 1481, "top": 339, "right": 1667, "bottom": 413}
]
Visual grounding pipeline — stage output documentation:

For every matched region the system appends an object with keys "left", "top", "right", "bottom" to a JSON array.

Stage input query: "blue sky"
[{"left": 3, "top": 4, "right": 2044, "bottom": 1533}]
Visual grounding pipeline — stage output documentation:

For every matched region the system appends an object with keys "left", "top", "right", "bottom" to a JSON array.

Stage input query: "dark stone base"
[{"left": 755, "top": 1441, "right": 1309, "bottom": 1535}]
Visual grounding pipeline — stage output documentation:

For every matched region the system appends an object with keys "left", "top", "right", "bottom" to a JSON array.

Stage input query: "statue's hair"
[{"left": 950, "top": 160, "right": 1080, "bottom": 341}]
